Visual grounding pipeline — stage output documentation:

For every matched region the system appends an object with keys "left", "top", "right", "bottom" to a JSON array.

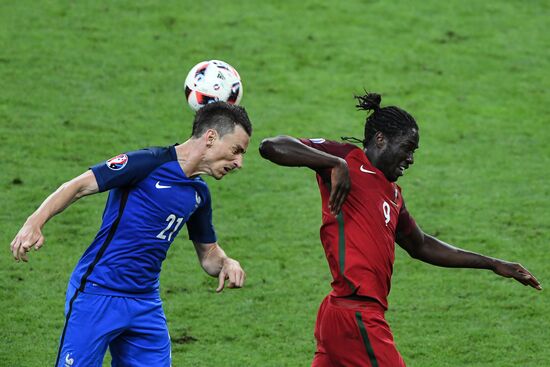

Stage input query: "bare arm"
[
  {"left": 192, "top": 241, "right": 245, "bottom": 292},
  {"left": 10, "top": 170, "right": 99, "bottom": 262},
  {"left": 259, "top": 135, "right": 350, "bottom": 214},
  {"left": 396, "top": 223, "right": 541, "bottom": 290}
]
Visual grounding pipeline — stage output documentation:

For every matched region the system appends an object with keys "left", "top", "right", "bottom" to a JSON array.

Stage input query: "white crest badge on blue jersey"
[
  {"left": 106, "top": 154, "right": 128, "bottom": 171},
  {"left": 195, "top": 191, "right": 202, "bottom": 207},
  {"left": 64, "top": 353, "right": 74, "bottom": 366},
  {"left": 309, "top": 138, "right": 326, "bottom": 144}
]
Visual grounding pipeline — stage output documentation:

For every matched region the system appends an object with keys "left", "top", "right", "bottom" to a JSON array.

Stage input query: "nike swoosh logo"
[
  {"left": 155, "top": 181, "right": 172, "bottom": 189},
  {"left": 359, "top": 165, "right": 376, "bottom": 174}
]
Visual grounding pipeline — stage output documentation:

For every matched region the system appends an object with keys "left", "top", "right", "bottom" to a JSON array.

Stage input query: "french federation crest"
[
  {"left": 195, "top": 191, "right": 202, "bottom": 206},
  {"left": 106, "top": 154, "right": 128, "bottom": 171}
]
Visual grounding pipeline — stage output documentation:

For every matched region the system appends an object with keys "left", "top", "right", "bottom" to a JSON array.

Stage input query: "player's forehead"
[
  {"left": 221, "top": 125, "right": 250, "bottom": 151},
  {"left": 392, "top": 128, "right": 419, "bottom": 148}
]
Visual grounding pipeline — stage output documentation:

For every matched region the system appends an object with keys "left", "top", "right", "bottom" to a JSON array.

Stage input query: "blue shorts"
[{"left": 55, "top": 284, "right": 171, "bottom": 367}]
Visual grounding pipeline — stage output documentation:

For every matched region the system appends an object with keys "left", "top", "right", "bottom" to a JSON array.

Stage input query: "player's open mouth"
[
  {"left": 223, "top": 167, "right": 231, "bottom": 174},
  {"left": 397, "top": 164, "right": 407, "bottom": 175}
]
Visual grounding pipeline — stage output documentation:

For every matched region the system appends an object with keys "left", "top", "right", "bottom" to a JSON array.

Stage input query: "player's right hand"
[
  {"left": 216, "top": 258, "right": 245, "bottom": 292},
  {"left": 10, "top": 222, "right": 45, "bottom": 262},
  {"left": 329, "top": 158, "right": 351, "bottom": 215},
  {"left": 492, "top": 260, "right": 542, "bottom": 290}
]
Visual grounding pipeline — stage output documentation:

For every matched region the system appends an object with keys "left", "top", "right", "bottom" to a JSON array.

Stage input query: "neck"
[
  {"left": 364, "top": 146, "right": 381, "bottom": 169},
  {"left": 174, "top": 139, "right": 208, "bottom": 178}
]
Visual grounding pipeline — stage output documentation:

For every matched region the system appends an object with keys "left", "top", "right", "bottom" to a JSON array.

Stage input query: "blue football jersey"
[{"left": 69, "top": 146, "right": 217, "bottom": 298}]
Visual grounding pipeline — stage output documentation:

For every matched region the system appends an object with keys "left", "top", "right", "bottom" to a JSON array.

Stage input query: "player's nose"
[{"left": 234, "top": 155, "right": 243, "bottom": 169}]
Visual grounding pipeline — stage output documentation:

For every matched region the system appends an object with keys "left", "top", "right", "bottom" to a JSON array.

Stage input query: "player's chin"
[
  {"left": 391, "top": 168, "right": 405, "bottom": 181},
  {"left": 213, "top": 169, "right": 227, "bottom": 180},
  {"left": 386, "top": 172, "right": 399, "bottom": 182}
]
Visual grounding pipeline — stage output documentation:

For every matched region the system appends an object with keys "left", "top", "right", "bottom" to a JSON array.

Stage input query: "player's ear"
[
  {"left": 204, "top": 129, "right": 218, "bottom": 148},
  {"left": 374, "top": 131, "right": 386, "bottom": 149}
]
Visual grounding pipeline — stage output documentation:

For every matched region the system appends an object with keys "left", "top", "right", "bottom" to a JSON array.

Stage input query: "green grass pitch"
[{"left": 1, "top": 1, "right": 549, "bottom": 366}]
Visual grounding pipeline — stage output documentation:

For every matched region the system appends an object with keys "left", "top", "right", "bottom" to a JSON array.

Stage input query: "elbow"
[
  {"left": 259, "top": 137, "right": 277, "bottom": 159},
  {"left": 57, "top": 180, "right": 84, "bottom": 200},
  {"left": 259, "top": 135, "right": 295, "bottom": 160}
]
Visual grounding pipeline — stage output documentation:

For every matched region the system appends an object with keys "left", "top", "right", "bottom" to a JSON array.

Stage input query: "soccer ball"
[{"left": 184, "top": 60, "right": 243, "bottom": 111}]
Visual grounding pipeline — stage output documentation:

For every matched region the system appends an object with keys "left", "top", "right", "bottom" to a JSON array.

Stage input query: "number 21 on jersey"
[{"left": 157, "top": 214, "right": 184, "bottom": 241}]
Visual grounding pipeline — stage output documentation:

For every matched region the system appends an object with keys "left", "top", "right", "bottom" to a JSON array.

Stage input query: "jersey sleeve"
[
  {"left": 299, "top": 138, "right": 359, "bottom": 182},
  {"left": 186, "top": 188, "right": 217, "bottom": 244},
  {"left": 90, "top": 147, "right": 173, "bottom": 192},
  {"left": 396, "top": 203, "right": 417, "bottom": 236},
  {"left": 299, "top": 138, "right": 358, "bottom": 159}
]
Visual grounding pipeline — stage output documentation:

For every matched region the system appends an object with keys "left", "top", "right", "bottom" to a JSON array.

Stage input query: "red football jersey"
[{"left": 301, "top": 138, "right": 416, "bottom": 310}]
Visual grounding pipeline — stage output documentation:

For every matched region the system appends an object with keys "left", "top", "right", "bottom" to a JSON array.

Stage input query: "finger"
[
  {"left": 16, "top": 241, "right": 28, "bottom": 261},
  {"left": 234, "top": 271, "right": 244, "bottom": 288},
  {"left": 18, "top": 240, "right": 34, "bottom": 262},
  {"left": 525, "top": 275, "right": 542, "bottom": 290},
  {"left": 12, "top": 240, "right": 21, "bottom": 261},
  {"left": 515, "top": 277, "right": 529, "bottom": 286},
  {"left": 10, "top": 236, "right": 17, "bottom": 252},
  {"left": 238, "top": 271, "right": 246, "bottom": 287},
  {"left": 333, "top": 186, "right": 348, "bottom": 214},
  {"left": 515, "top": 267, "right": 541, "bottom": 290},
  {"left": 19, "top": 246, "right": 29, "bottom": 262},
  {"left": 216, "top": 271, "right": 226, "bottom": 293},
  {"left": 328, "top": 186, "right": 337, "bottom": 213},
  {"left": 227, "top": 270, "right": 237, "bottom": 289},
  {"left": 35, "top": 236, "right": 45, "bottom": 250},
  {"left": 518, "top": 267, "right": 536, "bottom": 281},
  {"left": 516, "top": 276, "right": 537, "bottom": 289},
  {"left": 19, "top": 241, "right": 32, "bottom": 262},
  {"left": 331, "top": 187, "right": 345, "bottom": 215},
  {"left": 330, "top": 187, "right": 341, "bottom": 214}
]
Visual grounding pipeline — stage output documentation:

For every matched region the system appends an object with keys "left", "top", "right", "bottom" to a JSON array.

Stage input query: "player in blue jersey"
[{"left": 10, "top": 102, "right": 252, "bottom": 367}]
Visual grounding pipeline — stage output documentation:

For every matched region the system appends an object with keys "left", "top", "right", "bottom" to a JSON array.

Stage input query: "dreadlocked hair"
[{"left": 354, "top": 91, "right": 418, "bottom": 147}]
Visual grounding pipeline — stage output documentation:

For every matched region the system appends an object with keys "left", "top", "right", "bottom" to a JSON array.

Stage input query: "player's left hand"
[
  {"left": 216, "top": 258, "right": 245, "bottom": 292},
  {"left": 492, "top": 260, "right": 541, "bottom": 290},
  {"left": 328, "top": 158, "right": 351, "bottom": 216}
]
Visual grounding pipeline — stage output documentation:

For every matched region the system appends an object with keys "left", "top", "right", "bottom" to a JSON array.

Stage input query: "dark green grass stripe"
[
  {"left": 337, "top": 212, "right": 356, "bottom": 293},
  {"left": 355, "top": 311, "right": 379, "bottom": 367}
]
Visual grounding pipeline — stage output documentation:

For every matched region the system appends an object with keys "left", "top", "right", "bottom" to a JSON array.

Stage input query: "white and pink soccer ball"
[{"left": 184, "top": 60, "right": 243, "bottom": 111}]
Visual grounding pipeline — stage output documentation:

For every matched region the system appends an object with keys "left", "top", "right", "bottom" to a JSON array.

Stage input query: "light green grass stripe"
[{"left": 355, "top": 311, "right": 379, "bottom": 367}]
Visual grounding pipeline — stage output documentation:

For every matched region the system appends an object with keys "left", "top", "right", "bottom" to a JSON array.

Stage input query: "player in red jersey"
[{"left": 259, "top": 92, "right": 541, "bottom": 367}]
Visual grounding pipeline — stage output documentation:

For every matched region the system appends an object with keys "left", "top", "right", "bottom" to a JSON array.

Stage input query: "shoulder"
[
  {"left": 131, "top": 145, "right": 177, "bottom": 162},
  {"left": 91, "top": 145, "right": 177, "bottom": 192},
  {"left": 299, "top": 138, "right": 361, "bottom": 158},
  {"left": 117, "top": 145, "right": 177, "bottom": 170}
]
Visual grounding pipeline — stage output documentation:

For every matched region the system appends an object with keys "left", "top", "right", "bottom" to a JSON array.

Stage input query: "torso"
[{"left": 70, "top": 146, "right": 216, "bottom": 297}]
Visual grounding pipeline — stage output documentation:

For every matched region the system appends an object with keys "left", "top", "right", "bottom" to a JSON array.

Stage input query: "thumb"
[{"left": 216, "top": 270, "right": 226, "bottom": 293}]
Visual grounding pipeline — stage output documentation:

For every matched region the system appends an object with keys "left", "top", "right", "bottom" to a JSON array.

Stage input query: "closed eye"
[{"left": 233, "top": 145, "right": 246, "bottom": 155}]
